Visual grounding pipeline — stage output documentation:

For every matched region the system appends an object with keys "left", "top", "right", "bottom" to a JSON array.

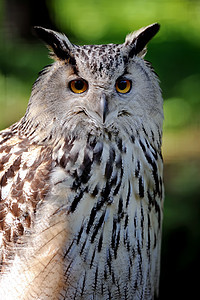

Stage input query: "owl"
[{"left": 0, "top": 23, "right": 164, "bottom": 299}]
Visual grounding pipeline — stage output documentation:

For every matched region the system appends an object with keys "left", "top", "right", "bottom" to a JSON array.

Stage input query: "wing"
[{"left": 0, "top": 126, "right": 52, "bottom": 272}]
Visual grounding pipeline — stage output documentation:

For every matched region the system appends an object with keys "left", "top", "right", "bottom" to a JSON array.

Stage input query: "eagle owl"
[{"left": 0, "top": 23, "right": 164, "bottom": 299}]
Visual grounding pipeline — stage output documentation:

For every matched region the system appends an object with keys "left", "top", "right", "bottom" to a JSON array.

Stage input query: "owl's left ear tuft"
[
  {"left": 125, "top": 23, "right": 160, "bottom": 58},
  {"left": 33, "top": 27, "right": 75, "bottom": 63}
]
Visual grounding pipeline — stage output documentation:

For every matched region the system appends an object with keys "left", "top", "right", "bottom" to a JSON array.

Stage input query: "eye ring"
[
  {"left": 69, "top": 79, "right": 88, "bottom": 94},
  {"left": 116, "top": 78, "right": 132, "bottom": 94}
]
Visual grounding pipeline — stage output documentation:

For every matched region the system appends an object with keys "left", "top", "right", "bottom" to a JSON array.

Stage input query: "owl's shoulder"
[{"left": 0, "top": 126, "right": 53, "bottom": 271}]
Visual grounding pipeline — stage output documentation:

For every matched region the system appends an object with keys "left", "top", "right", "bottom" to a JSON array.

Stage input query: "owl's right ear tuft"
[{"left": 33, "top": 27, "right": 75, "bottom": 63}]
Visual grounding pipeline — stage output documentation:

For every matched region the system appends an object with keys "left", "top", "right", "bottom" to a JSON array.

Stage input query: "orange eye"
[
  {"left": 116, "top": 78, "right": 132, "bottom": 94},
  {"left": 69, "top": 79, "right": 88, "bottom": 94}
]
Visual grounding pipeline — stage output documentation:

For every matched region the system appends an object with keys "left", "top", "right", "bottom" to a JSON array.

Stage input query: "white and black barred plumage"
[{"left": 0, "top": 23, "right": 164, "bottom": 299}]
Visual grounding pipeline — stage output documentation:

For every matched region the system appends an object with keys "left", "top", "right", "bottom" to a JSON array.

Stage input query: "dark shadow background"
[{"left": 0, "top": 1, "right": 200, "bottom": 299}]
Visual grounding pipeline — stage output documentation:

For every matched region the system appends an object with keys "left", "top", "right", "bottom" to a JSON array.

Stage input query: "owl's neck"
[{"left": 16, "top": 110, "right": 162, "bottom": 157}]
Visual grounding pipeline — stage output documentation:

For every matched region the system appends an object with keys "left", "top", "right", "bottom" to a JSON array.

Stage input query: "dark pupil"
[
  {"left": 118, "top": 80, "right": 127, "bottom": 90},
  {"left": 75, "top": 80, "right": 84, "bottom": 90}
]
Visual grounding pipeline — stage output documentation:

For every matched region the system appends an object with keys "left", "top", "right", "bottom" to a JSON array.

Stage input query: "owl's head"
[{"left": 22, "top": 24, "right": 163, "bottom": 143}]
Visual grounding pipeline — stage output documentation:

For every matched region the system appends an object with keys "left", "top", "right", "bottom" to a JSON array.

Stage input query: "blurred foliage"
[
  {"left": 0, "top": 0, "right": 200, "bottom": 299},
  {"left": 49, "top": 0, "right": 200, "bottom": 43},
  {"left": 161, "top": 159, "right": 200, "bottom": 299}
]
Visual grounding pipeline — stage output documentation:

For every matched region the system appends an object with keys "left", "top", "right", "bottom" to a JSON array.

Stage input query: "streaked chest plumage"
[
  {"left": 48, "top": 130, "right": 163, "bottom": 299},
  {"left": 0, "top": 126, "right": 163, "bottom": 299}
]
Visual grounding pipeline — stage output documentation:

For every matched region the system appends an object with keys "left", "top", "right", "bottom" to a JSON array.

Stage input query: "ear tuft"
[
  {"left": 125, "top": 23, "right": 160, "bottom": 58},
  {"left": 33, "top": 26, "right": 74, "bottom": 62}
]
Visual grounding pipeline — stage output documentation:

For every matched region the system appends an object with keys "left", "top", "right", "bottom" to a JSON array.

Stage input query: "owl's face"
[{"left": 25, "top": 24, "right": 163, "bottom": 141}]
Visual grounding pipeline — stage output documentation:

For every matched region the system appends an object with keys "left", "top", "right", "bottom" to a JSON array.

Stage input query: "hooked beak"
[
  {"left": 101, "top": 94, "right": 108, "bottom": 123},
  {"left": 83, "top": 93, "right": 110, "bottom": 125},
  {"left": 98, "top": 94, "right": 109, "bottom": 124}
]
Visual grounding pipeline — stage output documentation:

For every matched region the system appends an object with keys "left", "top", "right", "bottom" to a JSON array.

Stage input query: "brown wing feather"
[{"left": 0, "top": 126, "right": 52, "bottom": 272}]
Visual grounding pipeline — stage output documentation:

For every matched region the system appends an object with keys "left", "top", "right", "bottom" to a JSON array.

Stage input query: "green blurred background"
[{"left": 0, "top": 0, "right": 200, "bottom": 298}]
